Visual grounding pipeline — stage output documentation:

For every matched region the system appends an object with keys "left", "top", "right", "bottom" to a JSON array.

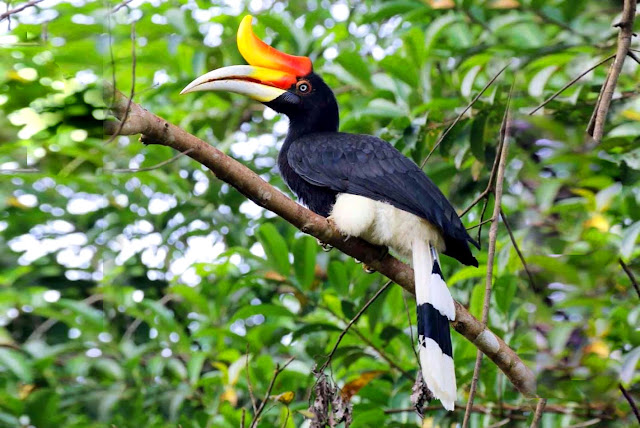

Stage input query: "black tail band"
[{"left": 417, "top": 302, "right": 452, "bottom": 357}]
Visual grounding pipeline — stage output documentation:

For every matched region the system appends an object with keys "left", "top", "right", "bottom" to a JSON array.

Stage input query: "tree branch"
[
  {"left": 529, "top": 54, "right": 615, "bottom": 115},
  {"left": 318, "top": 280, "right": 393, "bottom": 373},
  {"left": 421, "top": 63, "right": 510, "bottom": 167},
  {"left": 589, "top": 0, "right": 637, "bottom": 143},
  {"left": 530, "top": 398, "right": 547, "bottom": 428},
  {"left": 0, "top": 0, "right": 44, "bottom": 21},
  {"left": 104, "top": 83, "right": 536, "bottom": 398},
  {"left": 619, "top": 258, "right": 640, "bottom": 299},
  {"left": 463, "top": 96, "right": 512, "bottom": 428},
  {"left": 249, "top": 356, "right": 295, "bottom": 428},
  {"left": 619, "top": 383, "right": 640, "bottom": 424}
]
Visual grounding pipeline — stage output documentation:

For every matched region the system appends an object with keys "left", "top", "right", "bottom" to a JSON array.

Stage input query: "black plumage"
[
  {"left": 268, "top": 72, "right": 478, "bottom": 267},
  {"left": 284, "top": 132, "right": 479, "bottom": 266}
]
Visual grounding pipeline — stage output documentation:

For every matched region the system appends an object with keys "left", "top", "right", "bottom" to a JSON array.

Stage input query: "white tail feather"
[
  {"left": 412, "top": 238, "right": 457, "bottom": 411},
  {"left": 419, "top": 338, "right": 456, "bottom": 411},
  {"left": 412, "top": 238, "right": 432, "bottom": 306}
]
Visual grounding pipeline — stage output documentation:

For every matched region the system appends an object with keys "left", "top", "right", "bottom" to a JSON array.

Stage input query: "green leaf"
[
  {"left": 292, "top": 235, "right": 318, "bottom": 289},
  {"left": 493, "top": 276, "right": 517, "bottom": 315},
  {"left": 232, "top": 304, "right": 294, "bottom": 321},
  {"left": 620, "top": 346, "right": 640, "bottom": 385},
  {"left": 470, "top": 112, "right": 488, "bottom": 160},
  {"left": 0, "top": 349, "right": 32, "bottom": 382},
  {"left": 328, "top": 261, "right": 350, "bottom": 294},
  {"left": 188, "top": 352, "right": 206, "bottom": 386},
  {"left": 469, "top": 283, "right": 485, "bottom": 319},
  {"left": 620, "top": 221, "right": 640, "bottom": 260},
  {"left": 256, "top": 223, "right": 291, "bottom": 276}
]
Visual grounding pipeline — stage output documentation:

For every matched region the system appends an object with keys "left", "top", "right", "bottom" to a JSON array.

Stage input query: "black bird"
[{"left": 181, "top": 15, "right": 479, "bottom": 411}]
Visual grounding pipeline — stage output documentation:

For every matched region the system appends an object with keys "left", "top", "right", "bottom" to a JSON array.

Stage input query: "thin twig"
[
  {"left": 463, "top": 92, "right": 512, "bottom": 428},
  {"left": 0, "top": 0, "right": 43, "bottom": 21},
  {"left": 627, "top": 50, "right": 640, "bottom": 64},
  {"left": 421, "top": 63, "right": 510, "bottom": 166},
  {"left": 241, "top": 409, "right": 246, "bottom": 428},
  {"left": 590, "top": 0, "right": 637, "bottom": 143},
  {"left": 530, "top": 398, "right": 547, "bottom": 428},
  {"left": 246, "top": 344, "right": 258, "bottom": 414},
  {"left": 401, "top": 291, "right": 420, "bottom": 362},
  {"left": 586, "top": 71, "right": 610, "bottom": 136},
  {"left": 619, "top": 259, "right": 640, "bottom": 298},
  {"left": 501, "top": 210, "right": 538, "bottom": 292},
  {"left": 565, "top": 419, "right": 602, "bottom": 428},
  {"left": 249, "top": 356, "right": 295, "bottom": 428},
  {"left": 0, "top": 168, "right": 40, "bottom": 173},
  {"left": 466, "top": 218, "right": 493, "bottom": 231},
  {"left": 106, "top": 148, "right": 194, "bottom": 173},
  {"left": 318, "top": 281, "right": 392, "bottom": 373},
  {"left": 460, "top": 130, "right": 506, "bottom": 219},
  {"left": 619, "top": 384, "right": 640, "bottom": 424},
  {"left": 529, "top": 54, "right": 615, "bottom": 115},
  {"left": 349, "top": 321, "right": 413, "bottom": 379},
  {"left": 106, "top": 21, "right": 136, "bottom": 144},
  {"left": 487, "top": 418, "right": 511, "bottom": 428},
  {"left": 111, "top": 0, "right": 134, "bottom": 13}
]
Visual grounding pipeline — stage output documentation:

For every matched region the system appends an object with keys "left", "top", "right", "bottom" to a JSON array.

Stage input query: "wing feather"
[{"left": 286, "top": 132, "right": 478, "bottom": 265}]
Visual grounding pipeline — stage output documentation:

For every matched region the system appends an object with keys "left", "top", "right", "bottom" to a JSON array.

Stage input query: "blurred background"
[{"left": 0, "top": 0, "right": 639, "bottom": 427}]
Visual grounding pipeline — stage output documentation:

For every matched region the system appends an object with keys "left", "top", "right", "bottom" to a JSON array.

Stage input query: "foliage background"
[{"left": 0, "top": 0, "right": 639, "bottom": 427}]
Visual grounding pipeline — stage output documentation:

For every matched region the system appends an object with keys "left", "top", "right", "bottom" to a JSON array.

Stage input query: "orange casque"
[{"left": 237, "top": 15, "right": 312, "bottom": 89}]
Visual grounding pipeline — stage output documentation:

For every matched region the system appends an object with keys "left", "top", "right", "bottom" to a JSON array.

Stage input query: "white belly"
[{"left": 329, "top": 193, "right": 445, "bottom": 259}]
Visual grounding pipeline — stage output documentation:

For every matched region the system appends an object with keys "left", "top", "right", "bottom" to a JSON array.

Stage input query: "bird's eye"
[{"left": 296, "top": 80, "right": 311, "bottom": 94}]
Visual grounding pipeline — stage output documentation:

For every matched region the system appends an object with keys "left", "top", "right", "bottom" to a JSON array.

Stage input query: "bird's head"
[{"left": 181, "top": 16, "right": 338, "bottom": 133}]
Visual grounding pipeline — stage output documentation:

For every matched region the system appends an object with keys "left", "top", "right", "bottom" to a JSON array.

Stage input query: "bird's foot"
[
  {"left": 316, "top": 239, "right": 333, "bottom": 252},
  {"left": 363, "top": 264, "right": 376, "bottom": 274}
]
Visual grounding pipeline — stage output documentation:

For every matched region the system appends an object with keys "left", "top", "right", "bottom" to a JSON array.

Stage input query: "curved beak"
[
  {"left": 180, "top": 65, "right": 299, "bottom": 103},
  {"left": 180, "top": 15, "right": 311, "bottom": 105}
]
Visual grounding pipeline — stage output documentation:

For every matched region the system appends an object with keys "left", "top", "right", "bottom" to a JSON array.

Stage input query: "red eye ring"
[{"left": 296, "top": 80, "right": 311, "bottom": 94}]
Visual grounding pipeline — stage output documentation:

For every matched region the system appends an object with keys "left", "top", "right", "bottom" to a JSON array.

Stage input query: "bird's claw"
[
  {"left": 316, "top": 239, "right": 333, "bottom": 252},
  {"left": 363, "top": 264, "right": 376, "bottom": 274}
]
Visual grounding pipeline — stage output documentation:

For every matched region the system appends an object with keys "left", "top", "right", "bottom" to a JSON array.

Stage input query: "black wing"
[{"left": 287, "top": 132, "right": 478, "bottom": 266}]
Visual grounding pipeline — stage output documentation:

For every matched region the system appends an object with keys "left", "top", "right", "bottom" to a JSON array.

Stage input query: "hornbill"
[{"left": 181, "top": 16, "right": 479, "bottom": 411}]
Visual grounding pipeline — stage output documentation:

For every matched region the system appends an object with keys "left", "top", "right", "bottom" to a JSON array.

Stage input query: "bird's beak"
[{"left": 180, "top": 15, "right": 312, "bottom": 104}]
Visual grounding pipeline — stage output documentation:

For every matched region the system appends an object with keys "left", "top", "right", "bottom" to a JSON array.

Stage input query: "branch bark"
[
  {"left": 463, "top": 99, "right": 512, "bottom": 428},
  {"left": 104, "top": 83, "right": 536, "bottom": 398},
  {"left": 589, "top": 0, "right": 637, "bottom": 143},
  {"left": 0, "top": 0, "right": 44, "bottom": 21}
]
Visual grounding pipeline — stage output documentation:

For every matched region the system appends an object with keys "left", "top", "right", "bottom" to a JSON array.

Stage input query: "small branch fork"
[
  {"left": 421, "top": 63, "right": 510, "bottom": 167},
  {"left": 317, "top": 280, "right": 393, "bottom": 374},
  {"left": 249, "top": 356, "right": 295, "bottom": 428},
  {"left": 588, "top": 0, "right": 637, "bottom": 143},
  {"left": 463, "top": 92, "right": 513, "bottom": 428},
  {"left": 104, "top": 84, "right": 535, "bottom": 397},
  {"left": 0, "top": 0, "right": 44, "bottom": 21}
]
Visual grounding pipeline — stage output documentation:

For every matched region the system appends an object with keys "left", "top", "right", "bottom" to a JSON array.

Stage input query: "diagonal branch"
[
  {"left": 589, "top": 0, "right": 637, "bottom": 143},
  {"left": 529, "top": 54, "right": 615, "bottom": 116},
  {"left": 463, "top": 93, "right": 513, "bottom": 428},
  {"left": 249, "top": 356, "right": 295, "bottom": 428},
  {"left": 619, "top": 259, "right": 640, "bottom": 299},
  {"left": 619, "top": 383, "right": 640, "bottom": 424},
  {"left": 421, "top": 63, "right": 510, "bottom": 167},
  {"left": 0, "top": 0, "right": 44, "bottom": 21},
  {"left": 318, "top": 280, "right": 392, "bottom": 373},
  {"left": 104, "top": 83, "right": 536, "bottom": 398}
]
